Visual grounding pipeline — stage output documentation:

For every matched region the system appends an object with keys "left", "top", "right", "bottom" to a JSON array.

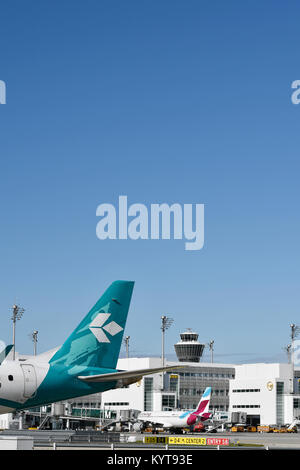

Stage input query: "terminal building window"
[
  {"left": 232, "top": 405, "right": 260, "bottom": 409},
  {"left": 276, "top": 382, "right": 284, "bottom": 426},
  {"left": 144, "top": 377, "right": 153, "bottom": 411},
  {"left": 169, "top": 375, "right": 179, "bottom": 393},
  {"left": 294, "top": 399, "right": 300, "bottom": 409},
  {"left": 162, "top": 394, "right": 176, "bottom": 410},
  {"left": 104, "top": 403, "right": 129, "bottom": 406}
]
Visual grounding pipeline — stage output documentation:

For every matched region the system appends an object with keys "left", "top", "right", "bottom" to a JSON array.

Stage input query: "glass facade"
[
  {"left": 276, "top": 381, "right": 284, "bottom": 426},
  {"left": 144, "top": 377, "right": 153, "bottom": 411},
  {"left": 162, "top": 394, "right": 176, "bottom": 410},
  {"left": 71, "top": 408, "right": 117, "bottom": 419},
  {"left": 169, "top": 374, "right": 179, "bottom": 393},
  {"left": 232, "top": 405, "right": 260, "bottom": 409},
  {"left": 175, "top": 343, "right": 205, "bottom": 362},
  {"left": 166, "top": 366, "right": 234, "bottom": 411},
  {"left": 174, "top": 331, "right": 205, "bottom": 362},
  {"left": 294, "top": 398, "right": 300, "bottom": 409}
]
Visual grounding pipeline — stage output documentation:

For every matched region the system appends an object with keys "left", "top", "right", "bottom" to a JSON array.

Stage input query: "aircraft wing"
[
  {"left": 78, "top": 365, "right": 181, "bottom": 386},
  {"left": 140, "top": 418, "right": 171, "bottom": 428},
  {"left": 138, "top": 415, "right": 172, "bottom": 428}
]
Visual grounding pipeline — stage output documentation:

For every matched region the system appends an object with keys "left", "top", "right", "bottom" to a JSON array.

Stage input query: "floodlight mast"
[
  {"left": 124, "top": 336, "right": 130, "bottom": 359},
  {"left": 161, "top": 315, "right": 173, "bottom": 369},
  {"left": 11, "top": 304, "right": 25, "bottom": 360},
  {"left": 208, "top": 340, "right": 215, "bottom": 363},
  {"left": 290, "top": 323, "right": 300, "bottom": 394},
  {"left": 283, "top": 344, "right": 292, "bottom": 364},
  {"left": 32, "top": 330, "right": 38, "bottom": 356}
]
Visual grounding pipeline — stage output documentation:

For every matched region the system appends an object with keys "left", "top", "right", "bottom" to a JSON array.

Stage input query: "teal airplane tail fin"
[
  {"left": 0, "top": 345, "right": 13, "bottom": 365},
  {"left": 49, "top": 280, "right": 134, "bottom": 369}
]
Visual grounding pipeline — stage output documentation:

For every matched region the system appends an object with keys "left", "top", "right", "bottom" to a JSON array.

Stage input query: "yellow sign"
[
  {"left": 168, "top": 437, "right": 207, "bottom": 446},
  {"left": 144, "top": 436, "right": 168, "bottom": 444}
]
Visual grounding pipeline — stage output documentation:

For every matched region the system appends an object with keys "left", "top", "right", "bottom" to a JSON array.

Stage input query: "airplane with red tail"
[{"left": 137, "top": 387, "right": 212, "bottom": 431}]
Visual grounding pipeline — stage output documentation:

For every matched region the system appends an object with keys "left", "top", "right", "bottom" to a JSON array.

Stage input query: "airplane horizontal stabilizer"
[{"left": 78, "top": 365, "right": 182, "bottom": 386}]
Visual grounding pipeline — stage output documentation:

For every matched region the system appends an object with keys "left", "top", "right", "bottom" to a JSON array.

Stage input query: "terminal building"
[
  {"left": 94, "top": 330, "right": 235, "bottom": 414},
  {"left": 98, "top": 357, "right": 235, "bottom": 413},
  {"left": 93, "top": 330, "right": 300, "bottom": 427},
  {"left": 98, "top": 358, "right": 300, "bottom": 427},
  {"left": 1, "top": 330, "right": 300, "bottom": 429},
  {"left": 229, "top": 363, "right": 300, "bottom": 426},
  {"left": 68, "top": 331, "right": 235, "bottom": 422},
  {"left": 2, "top": 359, "right": 300, "bottom": 429}
]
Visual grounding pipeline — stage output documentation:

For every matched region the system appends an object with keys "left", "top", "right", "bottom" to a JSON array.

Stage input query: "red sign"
[{"left": 206, "top": 438, "right": 229, "bottom": 446}]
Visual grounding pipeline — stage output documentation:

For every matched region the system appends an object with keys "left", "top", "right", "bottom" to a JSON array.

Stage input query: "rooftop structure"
[{"left": 174, "top": 329, "right": 205, "bottom": 362}]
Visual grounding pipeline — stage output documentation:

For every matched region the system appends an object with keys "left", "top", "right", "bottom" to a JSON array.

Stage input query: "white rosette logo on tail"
[{"left": 89, "top": 313, "right": 123, "bottom": 343}]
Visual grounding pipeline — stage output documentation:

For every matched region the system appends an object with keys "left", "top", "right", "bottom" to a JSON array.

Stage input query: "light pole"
[
  {"left": 290, "top": 324, "right": 300, "bottom": 394},
  {"left": 208, "top": 340, "right": 215, "bottom": 363},
  {"left": 11, "top": 304, "right": 25, "bottom": 360},
  {"left": 123, "top": 336, "right": 130, "bottom": 359},
  {"left": 30, "top": 330, "right": 38, "bottom": 356},
  {"left": 161, "top": 316, "right": 173, "bottom": 369},
  {"left": 160, "top": 315, "right": 173, "bottom": 391},
  {"left": 283, "top": 344, "right": 292, "bottom": 364}
]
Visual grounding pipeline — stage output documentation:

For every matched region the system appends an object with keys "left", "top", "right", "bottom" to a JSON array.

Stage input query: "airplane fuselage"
[
  {"left": 138, "top": 387, "right": 212, "bottom": 430},
  {"left": 0, "top": 358, "right": 118, "bottom": 415},
  {"left": 138, "top": 410, "right": 199, "bottom": 428}
]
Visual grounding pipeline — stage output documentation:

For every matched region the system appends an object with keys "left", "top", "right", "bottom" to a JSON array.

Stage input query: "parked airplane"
[
  {"left": 0, "top": 281, "right": 178, "bottom": 415},
  {"left": 137, "top": 387, "right": 212, "bottom": 431}
]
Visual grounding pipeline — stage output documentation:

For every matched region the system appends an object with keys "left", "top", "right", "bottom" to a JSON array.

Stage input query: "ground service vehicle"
[
  {"left": 246, "top": 426, "right": 257, "bottom": 432},
  {"left": 257, "top": 425, "right": 275, "bottom": 433},
  {"left": 231, "top": 425, "right": 245, "bottom": 432}
]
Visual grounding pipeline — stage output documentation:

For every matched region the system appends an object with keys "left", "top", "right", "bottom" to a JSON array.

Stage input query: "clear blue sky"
[{"left": 0, "top": 1, "right": 299, "bottom": 363}]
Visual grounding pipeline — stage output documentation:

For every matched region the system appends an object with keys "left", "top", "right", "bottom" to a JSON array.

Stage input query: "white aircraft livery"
[{"left": 138, "top": 387, "right": 212, "bottom": 430}]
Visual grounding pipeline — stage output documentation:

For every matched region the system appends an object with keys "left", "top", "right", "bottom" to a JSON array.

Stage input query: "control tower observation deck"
[{"left": 174, "top": 329, "right": 205, "bottom": 362}]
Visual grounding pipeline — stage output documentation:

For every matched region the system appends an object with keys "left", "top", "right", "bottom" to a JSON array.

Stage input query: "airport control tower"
[{"left": 174, "top": 329, "right": 205, "bottom": 362}]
